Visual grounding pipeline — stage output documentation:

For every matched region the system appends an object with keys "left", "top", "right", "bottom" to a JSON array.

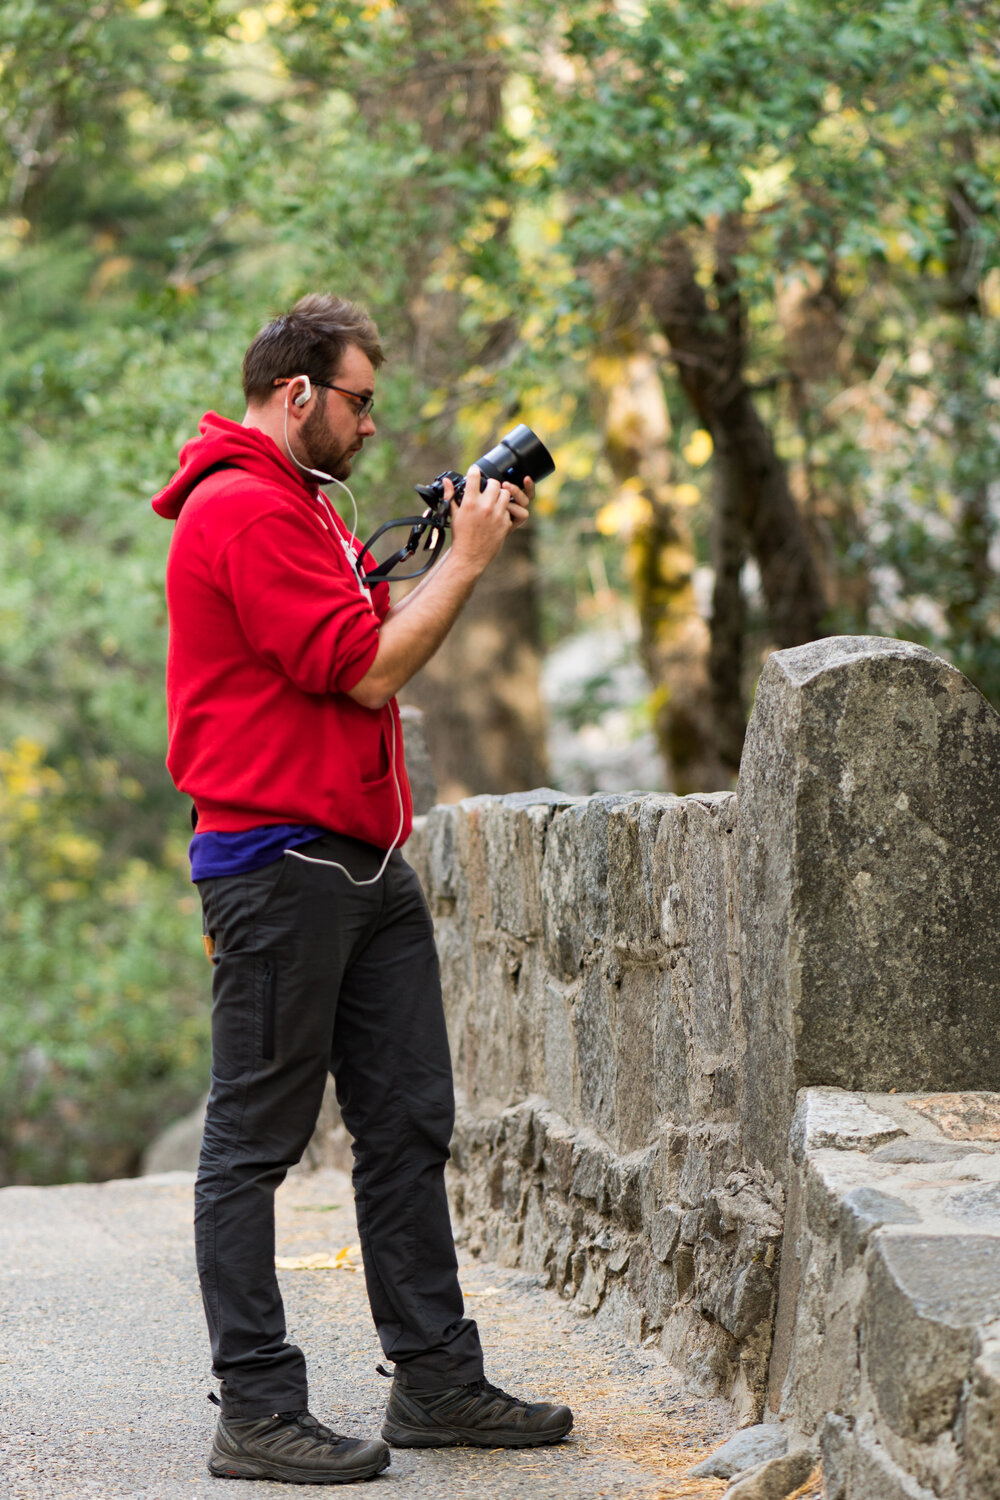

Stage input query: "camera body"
[{"left": 415, "top": 424, "right": 555, "bottom": 510}]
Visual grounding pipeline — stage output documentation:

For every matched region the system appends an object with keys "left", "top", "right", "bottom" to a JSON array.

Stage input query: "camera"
[
  {"left": 358, "top": 424, "right": 556, "bottom": 585},
  {"left": 414, "top": 424, "right": 555, "bottom": 509}
]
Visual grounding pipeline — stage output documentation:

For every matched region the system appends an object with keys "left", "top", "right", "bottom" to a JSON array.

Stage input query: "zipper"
[{"left": 261, "top": 959, "right": 276, "bottom": 1062}]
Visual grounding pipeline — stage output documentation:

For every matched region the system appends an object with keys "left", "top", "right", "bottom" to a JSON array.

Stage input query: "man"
[{"left": 151, "top": 293, "right": 572, "bottom": 1485}]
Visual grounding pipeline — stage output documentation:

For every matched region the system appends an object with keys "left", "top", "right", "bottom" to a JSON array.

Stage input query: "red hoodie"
[{"left": 152, "top": 412, "right": 412, "bottom": 848}]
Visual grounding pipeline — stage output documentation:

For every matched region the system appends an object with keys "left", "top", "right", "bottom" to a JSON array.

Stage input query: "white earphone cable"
[
  {"left": 315, "top": 477, "right": 359, "bottom": 548},
  {"left": 283, "top": 703, "right": 406, "bottom": 886},
  {"left": 280, "top": 382, "right": 401, "bottom": 884},
  {"left": 282, "top": 389, "right": 360, "bottom": 543},
  {"left": 282, "top": 398, "right": 334, "bottom": 484}
]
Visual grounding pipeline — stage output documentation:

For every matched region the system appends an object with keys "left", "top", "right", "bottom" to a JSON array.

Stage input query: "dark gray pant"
[{"left": 195, "top": 832, "right": 483, "bottom": 1418}]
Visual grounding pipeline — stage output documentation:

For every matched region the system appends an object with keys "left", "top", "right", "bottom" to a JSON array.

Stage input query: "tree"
[{"left": 520, "top": 0, "right": 1000, "bottom": 764}]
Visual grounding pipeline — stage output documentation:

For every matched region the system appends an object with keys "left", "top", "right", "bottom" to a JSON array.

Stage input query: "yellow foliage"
[
  {"left": 657, "top": 543, "right": 694, "bottom": 584},
  {"left": 235, "top": 8, "right": 268, "bottom": 43},
  {"left": 596, "top": 484, "right": 652, "bottom": 537},
  {"left": 0, "top": 739, "right": 64, "bottom": 823},
  {"left": 589, "top": 352, "right": 623, "bottom": 392},
  {"left": 743, "top": 161, "right": 792, "bottom": 213},
  {"left": 420, "top": 391, "right": 448, "bottom": 419},
  {"left": 45, "top": 880, "right": 86, "bottom": 903},
  {"left": 982, "top": 269, "right": 1000, "bottom": 320},
  {"left": 552, "top": 442, "right": 596, "bottom": 482},
  {"left": 50, "top": 833, "right": 101, "bottom": 870},
  {"left": 672, "top": 482, "right": 702, "bottom": 508},
  {"left": 682, "top": 430, "right": 713, "bottom": 467}
]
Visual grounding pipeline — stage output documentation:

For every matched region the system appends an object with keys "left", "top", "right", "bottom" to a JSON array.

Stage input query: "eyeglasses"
[
  {"left": 316, "top": 380, "right": 375, "bottom": 421},
  {"left": 273, "top": 378, "right": 374, "bottom": 421}
]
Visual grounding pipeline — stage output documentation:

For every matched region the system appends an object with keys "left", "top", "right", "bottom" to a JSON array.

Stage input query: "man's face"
[{"left": 301, "top": 344, "right": 377, "bottom": 481}]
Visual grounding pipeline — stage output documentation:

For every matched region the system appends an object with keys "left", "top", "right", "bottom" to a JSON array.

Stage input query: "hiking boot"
[
  {"left": 209, "top": 1407, "right": 390, "bottom": 1484},
  {"left": 380, "top": 1376, "right": 573, "bottom": 1449}
]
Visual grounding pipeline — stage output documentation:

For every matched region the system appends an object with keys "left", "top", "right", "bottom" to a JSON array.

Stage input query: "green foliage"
[
  {"left": 524, "top": 0, "right": 1000, "bottom": 690},
  {"left": 0, "top": 0, "right": 535, "bottom": 1183},
  {"left": 0, "top": 738, "right": 206, "bottom": 1183}
]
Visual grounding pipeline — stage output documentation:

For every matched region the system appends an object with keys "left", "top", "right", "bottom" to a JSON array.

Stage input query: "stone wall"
[
  {"left": 404, "top": 788, "right": 783, "bottom": 1421},
  {"left": 772, "top": 1089, "right": 1000, "bottom": 1500},
  {"left": 303, "top": 635, "right": 1000, "bottom": 1487}
]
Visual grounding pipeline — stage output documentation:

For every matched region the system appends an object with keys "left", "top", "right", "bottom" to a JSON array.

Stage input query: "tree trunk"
[
  {"left": 647, "top": 229, "right": 828, "bottom": 766},
  {"left": 591, "top": 332, "right": 731, "bottom": 792}
]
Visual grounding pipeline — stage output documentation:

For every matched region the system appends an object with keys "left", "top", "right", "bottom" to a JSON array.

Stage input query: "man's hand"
[
  {"left": 449, "top": 466, "right": 533, "bottom": 571},
  {"left": 345, "top": 465, "right": 534, "bottom": 711}
]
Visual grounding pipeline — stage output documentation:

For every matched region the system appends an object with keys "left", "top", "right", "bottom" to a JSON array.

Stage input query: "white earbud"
[{"left": 280, "top": 375, "right": 361, "bottom": 540}]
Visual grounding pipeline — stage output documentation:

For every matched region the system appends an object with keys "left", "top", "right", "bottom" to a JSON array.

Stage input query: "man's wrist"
[{"left": 441, "top": 546, "right": 484, "bottom": 588}]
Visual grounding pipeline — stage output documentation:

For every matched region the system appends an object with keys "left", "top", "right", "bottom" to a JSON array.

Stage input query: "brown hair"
[{"left": 242, "top": 293, "right": 384, "bottom": 404}]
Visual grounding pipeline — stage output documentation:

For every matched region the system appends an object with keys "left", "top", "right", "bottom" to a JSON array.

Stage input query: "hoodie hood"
[{"left": 151, "top": 411, "right": 316, "bottom": 519}]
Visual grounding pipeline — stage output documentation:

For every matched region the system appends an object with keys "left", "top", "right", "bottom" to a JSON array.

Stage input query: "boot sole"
[
  {"left": 208, "top": 1449, "right": 391, "bottom": 1483},
  {"left": 380, "top": 1415, "right": 573, "bottom": 1449}
]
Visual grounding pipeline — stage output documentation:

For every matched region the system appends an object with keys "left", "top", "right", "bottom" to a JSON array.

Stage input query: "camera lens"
[{"left": 476, "top": 425, "right": 555, "bottom": 489}]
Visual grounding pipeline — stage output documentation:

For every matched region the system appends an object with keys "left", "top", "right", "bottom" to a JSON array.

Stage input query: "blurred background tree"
[{"left": 0, "top": 0, "right": 996, "bottom": 1182}]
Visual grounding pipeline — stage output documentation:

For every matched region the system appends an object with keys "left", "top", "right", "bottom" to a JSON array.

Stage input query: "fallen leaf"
[{"left": 275, "top": 1244, "right": 360, "bottom": 1272}]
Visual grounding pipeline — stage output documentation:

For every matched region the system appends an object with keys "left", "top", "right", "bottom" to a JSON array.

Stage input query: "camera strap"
[{"left": 357, "top": 512, "right": 450, "bottom": 586}]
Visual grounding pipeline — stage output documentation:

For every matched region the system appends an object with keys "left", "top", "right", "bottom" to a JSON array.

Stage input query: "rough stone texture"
[
  {"left": 821, "top": 1414, "right": 937, "bottom": 1500},
  {"left": 738, "top": 636, "right": 1000, "bottom": 1177},
  {"left": 906, "top": 1091, "right": 1000, "bottom": 1142},
  {"left": 687, "top": 1422, "right": 788, "bottom": 1478},
  {"left": 774, "top": 1088, "right": 1000, "bottom": 1499},
  {"left": 723, "top": 1449, "right": 819, "bottom": 1500},
  {"left": 787, "top": 1088, "right": 904, "bottom": 1158}
]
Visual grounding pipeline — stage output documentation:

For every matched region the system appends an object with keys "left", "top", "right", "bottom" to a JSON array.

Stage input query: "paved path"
[{"left": 0, "top": 1169, "right": 738, "bottom": 1499}]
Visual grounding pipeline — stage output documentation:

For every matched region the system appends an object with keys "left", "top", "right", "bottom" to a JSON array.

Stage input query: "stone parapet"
[
  {"left": 772, "top": 1088, "right": 1000, "bottom": 1500},
  {"left": 397, "top": 784, "right": 780, "bottom": 1420},
  {"left": 738, "top": 637, "right": 1000, "bottom": 1176},
  {"left": 406, "top": 787, "right": 742, "bottom": 1146}
]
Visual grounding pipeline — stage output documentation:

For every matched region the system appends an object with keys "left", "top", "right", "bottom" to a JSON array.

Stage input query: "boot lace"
[
  {"left": 277, "top": 1410, "right": 347, "bottom": 1446},
  {"left": 474, "top": 1379, "right": 530, "bottom": 1410}
]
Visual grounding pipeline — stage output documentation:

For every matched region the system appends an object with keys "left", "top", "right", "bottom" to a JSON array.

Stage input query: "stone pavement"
[{"left": 0, "top": 1168, "right": 741, "bottom": 1500}]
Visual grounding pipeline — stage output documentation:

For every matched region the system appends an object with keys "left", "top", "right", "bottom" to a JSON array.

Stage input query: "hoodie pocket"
[{"left": 359, "top": 715, "right": 393, "bottom": 785}]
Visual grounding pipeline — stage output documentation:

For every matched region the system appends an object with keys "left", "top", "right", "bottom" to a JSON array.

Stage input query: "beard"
[{"left": 300, "top": 399, "right": 360, "bottom": 481}]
